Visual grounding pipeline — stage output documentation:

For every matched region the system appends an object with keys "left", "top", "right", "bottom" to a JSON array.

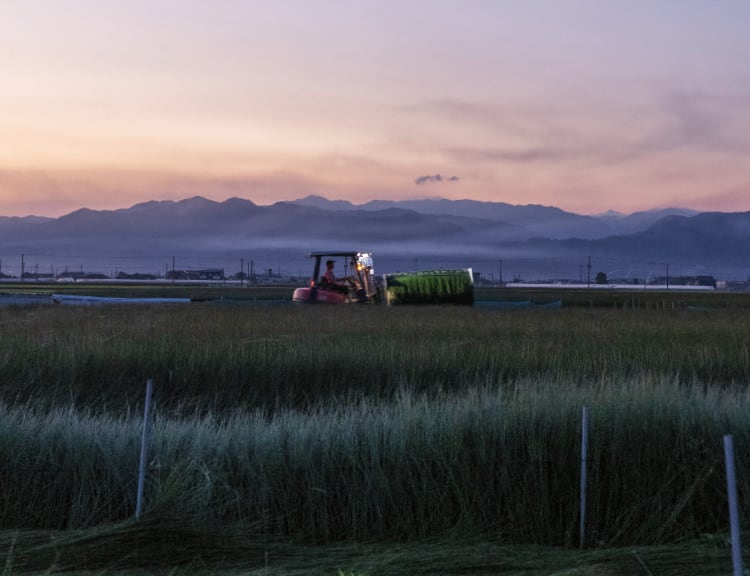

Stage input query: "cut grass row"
[{"left": 0, "top": 519, "right": 738, "bottom": 575}]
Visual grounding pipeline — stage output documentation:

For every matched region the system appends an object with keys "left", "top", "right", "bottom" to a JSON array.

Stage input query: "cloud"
[{"left": 415, "top": 174, "right": 459, "bottom": 185}]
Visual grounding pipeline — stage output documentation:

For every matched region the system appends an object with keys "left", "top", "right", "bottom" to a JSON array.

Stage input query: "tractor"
[{"left": 292, "top": 251, "right": 381, "bottom": 304}]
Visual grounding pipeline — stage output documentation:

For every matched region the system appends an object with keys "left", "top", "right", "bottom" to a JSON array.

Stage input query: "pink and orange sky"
[{"left": 2, "top": 1, "right": 750, "bottom": 217}]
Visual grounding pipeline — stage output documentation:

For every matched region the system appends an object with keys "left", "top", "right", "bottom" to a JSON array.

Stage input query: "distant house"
[
  {"left": 21, "top": 272, "right": 55, "bottom": 281},
  {"left": 686, "top": 275, "right": 717, "bottom": 288}
]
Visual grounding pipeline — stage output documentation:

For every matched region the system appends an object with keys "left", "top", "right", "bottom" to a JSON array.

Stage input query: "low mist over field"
[{"left": 1, "top": 195, "right": 749, "bottom": 281}]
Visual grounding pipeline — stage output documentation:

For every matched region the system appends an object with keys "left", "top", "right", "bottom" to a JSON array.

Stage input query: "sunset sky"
[{"left": 2, "top": 1, "right": 749, "bottom": 217}]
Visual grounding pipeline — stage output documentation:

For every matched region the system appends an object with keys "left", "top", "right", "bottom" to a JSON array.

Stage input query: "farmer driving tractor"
[
  {"left": 321, "top": 260, "right": 349, "bottom": 294},
  {"left": 293, "top": 251, "right": 380, "bottom": 304}
]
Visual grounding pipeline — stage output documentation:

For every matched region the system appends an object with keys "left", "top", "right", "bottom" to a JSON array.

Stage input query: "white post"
[
  {"left": 724, "top": 435, "right": 743, "bottom": 576},
  {"left": 580, "top": 406, "right": 589, "bottom": 549},
  {"left": 135, "top": 379, "right": 154, "bottom": 519}
]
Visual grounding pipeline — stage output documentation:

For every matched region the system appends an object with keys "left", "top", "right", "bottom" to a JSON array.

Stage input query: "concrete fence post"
[{"left": 136, "top": 379, "right": 154, "bottom": 519}]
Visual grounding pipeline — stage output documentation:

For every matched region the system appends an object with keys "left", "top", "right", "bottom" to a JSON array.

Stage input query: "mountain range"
[{"left": 0, "top": 195, "right": 748, "bottom": 280}]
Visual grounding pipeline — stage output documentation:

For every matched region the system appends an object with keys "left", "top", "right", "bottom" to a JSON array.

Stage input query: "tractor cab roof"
[{"left": 307, "top": 251, "right": 361, "bottom": 259}]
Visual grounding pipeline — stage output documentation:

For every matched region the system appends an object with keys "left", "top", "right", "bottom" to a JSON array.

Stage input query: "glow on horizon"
[{"left": 2, "top": 1, "right": 750, "bottom": 217}]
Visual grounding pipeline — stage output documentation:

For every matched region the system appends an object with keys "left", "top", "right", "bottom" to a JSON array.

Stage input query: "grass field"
[
  {"left": 1, "top": 286, "right": 749, "bottom": 573},
  {"left": 4, "top": 280, "right": 750, "bottom": 307}
]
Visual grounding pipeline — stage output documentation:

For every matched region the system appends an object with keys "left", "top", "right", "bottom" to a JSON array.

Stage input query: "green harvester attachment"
[{"left": 384, "top": 269, "right": 474, "bottom": 305}]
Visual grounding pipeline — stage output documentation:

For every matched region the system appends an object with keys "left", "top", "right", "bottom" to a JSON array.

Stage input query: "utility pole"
[
  {"left": 666, "top": 263, "right": 670, "bottom": 290},
  {"left": 240, "top": 257, "right": 244, "bottom": 287},
  {"left": 172, "top": 256, "right": 175, "bottom": 284},
  {"left": 21, "top": 253, "right": 24, "bottom": 283},
  {"left": 499, "top": 259, "right": 503, "bottom": 285},
  {"left": 587, "top": 256, "right": 591, "bottom": 288}
]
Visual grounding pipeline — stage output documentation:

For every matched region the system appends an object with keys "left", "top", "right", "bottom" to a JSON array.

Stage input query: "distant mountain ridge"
[
  {"left": 291, "top": 195, "right": 699, "bottom": 239},
  {"left": 523, "top": 211, "right": 750, "bottom": 268},
  {"left": 0, "top": 195, "right": 747, "bottom": 279}
]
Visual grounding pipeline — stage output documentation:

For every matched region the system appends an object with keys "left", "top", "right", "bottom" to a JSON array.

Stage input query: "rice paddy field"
[{"left": 1, "top": 284, "right": 750, "bottom": 574}]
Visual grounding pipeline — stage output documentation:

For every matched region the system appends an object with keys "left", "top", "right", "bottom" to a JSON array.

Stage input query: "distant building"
[
  {"left": 652, "top": 275, "right": 716, "bottom": 288},
  {"left": 687, "top": 275, "right": 717, "bottom": 288},
  {"left": 21, "top": 272, "right": 55, "bottom": 281},
  {"left": 56, "top": 271, "right": 83, "bottom": 281},
  {"left": 719, "top": 280, "right": 750, "bottom": 292},
  {"left": 116, "top": 272, "right": 159, "bottom": 280},
  {"left": 55, "top": 271, "right": 111, "bottom": 281},
  {"left": 165, "top": 268, "right": 225, "bottom": 281}
]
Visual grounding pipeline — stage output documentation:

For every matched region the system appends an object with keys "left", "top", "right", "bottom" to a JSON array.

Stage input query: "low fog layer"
[{"left": 1, "top": 196, "right": 748, "bottom": 281}]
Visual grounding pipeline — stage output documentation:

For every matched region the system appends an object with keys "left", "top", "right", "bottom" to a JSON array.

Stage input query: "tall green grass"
[
  {"left": 1, "top": 303, "right": 749, "bottom": 548},
  {"left": 1, "top": 305, "right": 749, "bottom": 412},
  {"left": 1, "top": 379, "right": 748, "bottom": 546}
]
